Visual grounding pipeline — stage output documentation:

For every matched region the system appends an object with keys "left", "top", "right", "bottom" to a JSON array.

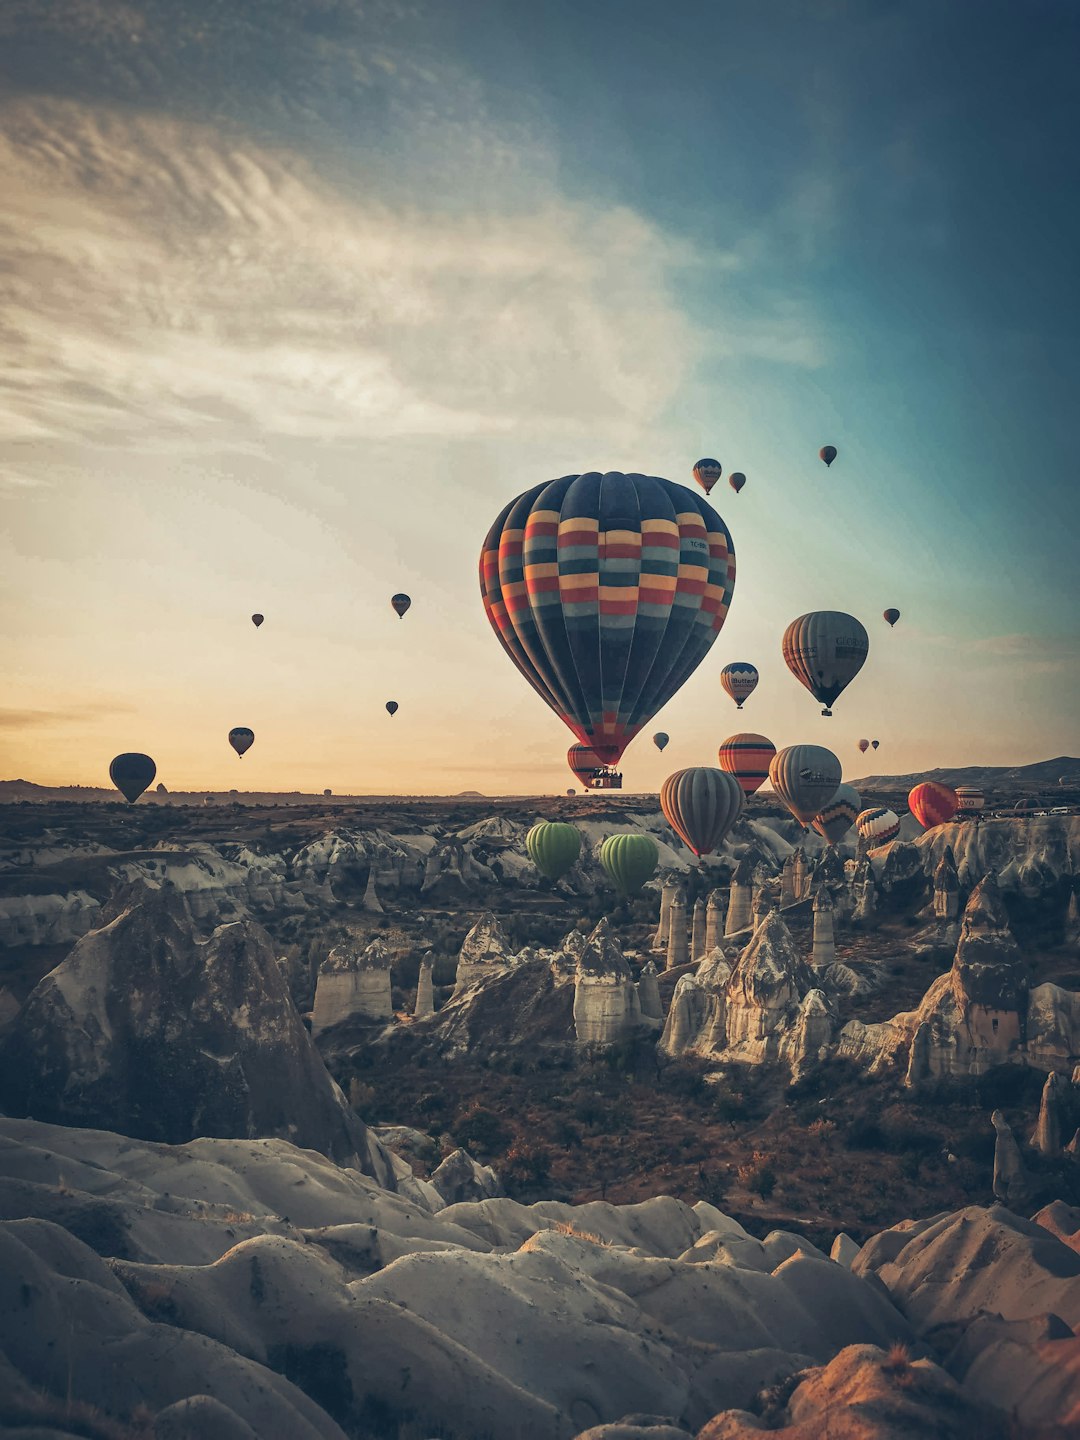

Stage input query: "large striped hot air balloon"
[
  {"left": 481, "top": 472, "right": 736, "bottom": 766},
  {"left": 857, "top": 806, "right": 900, "bottom": 847},
  {"left": 568, "top": 744, "right": 607, "bottom": 788},
  {"left": 782, "top": 612, "right": 869, "bottom": 716},
  {"left": 718, "top": 733, "right": 776, "bottom": 797},
  {"left": 692, "top": 458, "right": 722, "bottom": 494},
  {"left": 812, "top": 783, "right": 861, "bottom": 846},
  {"left": 769, "top": 745, "right": 842, "bottom": 827},
  {"left": 720, "top": 662, "right": 758, "bottom": 710},
  {"left": 526, "top": 821, "right": 581, "bottom": 881},
  {"left": 599, "top": 833, "right": 659, "bottom": 896},
  {"left": 660, "top": 767, "right": 745, "bottom": 858},
  {"left": 228, "top": 726, "right": 254, "bottom": 758},
  {"left": 109, "top": 753, "right": 156, "bottom": 804},
  {"left": 955, "top": 786, "right": 985, "bottom": 816},
  {"left": 909, "top": 782, "right": 959, "bottom": 830}
]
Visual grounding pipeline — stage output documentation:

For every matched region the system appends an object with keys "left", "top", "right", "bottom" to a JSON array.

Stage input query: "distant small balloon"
[
  {"left": 819, "top": 445, "right": 837, "bottom": 467},
  {"left": 883, "top": 608, "right": 900, "bottom": 627},
  {"left": 566, "top": 788, "right": 576, "bottom": 796},
  {"left": 386, "top": 701, "right": 399, "bottom": 716},
  {"left": 109, "top": 753, "right": 156, "bottom": 804},
  {"left": 858, "top": 739, "right": 870, "bottom": 754},
  {"left": 692, "top": 458, "right": 722, "bottom": 495},
  {"left": 653, "top": 732, "right": 670, "bottom": 752},
  {"left": 871, "top": 740, "right": 880, "bottom": 750},
  {"left": 391, "top": 593, "right": 411, "bottom": 619},
  {"left": 324, "top": 788, "right": 332, "bottom": 798},
  {"left": 228, "top": 727, "right": 254, "bottom": 758},
  {"left": 251, "top": 614, "right": 264, "bottom": 628},
  {"left": 728, "top": 472, "right": 746, "bottom": 494}
]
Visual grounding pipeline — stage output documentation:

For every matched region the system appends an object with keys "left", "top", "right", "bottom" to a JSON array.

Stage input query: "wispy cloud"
[{"left": 0, "top": 702, "right": 136, "bottom": 730}]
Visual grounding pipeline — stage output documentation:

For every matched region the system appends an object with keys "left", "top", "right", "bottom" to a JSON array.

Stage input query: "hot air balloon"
[
  {"left": 720, "top": 662, "right": 758, "bottom": 710},
  {"left": 526, "top": 821, "right": 581, "bottom": 881},
  {"left": 909, "top": 782, "right": 959, "bottom": 830},
  {"left": 857, "top": 738, "right": 870, "bottom": 754},
  {"left": 883, "top": 608, "right": 900, "bottom": 627},
  {"left": 660, "top": 767, "right": 745, "bottom": 858},
  {"left": 653, "top": 732, "right": 670, "bottom": 752},
  {"left": 228, "top": 727, "right": 254, "bottom": 758},
  {"left": 955, "top": 786, "right": 985, "bottom": 816},
  {"left": 857, "top": 806, "right": 900, "bottom": 848},
  {"left": 109, "top": 753, "right": 156, "bottom": 803},
  {"left": 386, "top": 701, "right": 399, "bottom": 717},
  {"left": 481, "top": 472, "right": 736, "bottom": 766},
  {"left": 568, "top": 744, "right": 607, "bottom": 788},
  {"left": 599, "top": 833, "right": 659, "bottom": 896},
  {"left": 1014, "top": 797, "right": 1040, "bottom": 813},
  {"left": 251, "top": 613, "right": 264, "bottom": 628},
  {"left": 871, "top": 740, "right": 880, "bottom": 750},
  {"left": 718, "top": 733, "right": 776, "bottom": 797},
  {"left": 566, "top": 788, "right": 576, "bottom": 796},
  {"left": 819, "top": 445, "right": 837, "bottom": 467},
  {"left": 812, "top": 783, "right": 861, "bottom": 846},
  {"left": 692, "top": 458, "right": 722, "bottom": 494},
  {"left": 324, "top": 788, "right": 332, "bottom": 798},
  {"left": 391, "top": 593, "right": 411, "bottom": 619},
  {"left": 729, "top": 472, "right": 746, "bottom": 494},
  {"left": 768, "top": 745, "right": 842, "bottom": 827},
  {"left": 782, "top": 611, "right": 869, "bottom": 715}
]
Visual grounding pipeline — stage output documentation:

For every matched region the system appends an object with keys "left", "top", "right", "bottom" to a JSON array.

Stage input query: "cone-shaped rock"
[
  {"left": 574, "top": 918, "right": 640, "bottom": 1045},
  {"left": 725, "top": 856, "right": 754, "bottom": 935},
  {"left": 454, "top": 912, "right": 514, "bottom": 994},
  {"left": 312, "top": 934, "right": 394, "bottom": 1033}
]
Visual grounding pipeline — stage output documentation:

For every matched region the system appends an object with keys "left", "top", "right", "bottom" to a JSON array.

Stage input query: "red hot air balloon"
[
  {"left": 661, "top": 767, "right": 744, "bottom": 858},
  {"left": 692, "top": 458, "right": 722, "bottom": 494},
  {"left": 386, "top": 701, "right": 399, "bottom": 716},
  {"left": 391, "top": 593, "right": 411, "bottom": 618},
  {"left": 720, "top": 662, "right": 758, "bottom": 710},
  {"left": 228, "top": 727, "right": 254, "bottom": 758},
  {"left": 883, "top": 608, "right": 900, "bottom": 627},
  {"left": 109, "top": 753, "right": 156, "bottom": 803},
  {"left": 480, "top": 472, "right": 736, "bottom": 769},
  {"left": 728, "top": 472, "right": 746, "bottom": 494},
  {"left": 718, "top": 733, "right": 776, "bottom": 797},
  {"left": 251, "top": 614, "right": 264, "bottom": 628},
  {"left": 819, "top": 445, "right": 837, "bottom": 467},
  {"left": 858, "top": 738, "right": 870, "bottom": 754},
  {"left": 909, "top": 782, "right": 959, "bottom": 830}
]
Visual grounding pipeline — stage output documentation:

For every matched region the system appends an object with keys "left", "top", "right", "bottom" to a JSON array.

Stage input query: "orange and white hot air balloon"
[
  {"left": 909, "top": 781, "right": 959, "bottom": 830},
  {"left": 718, "top": 733, "right": 776, "bottom": 797}
]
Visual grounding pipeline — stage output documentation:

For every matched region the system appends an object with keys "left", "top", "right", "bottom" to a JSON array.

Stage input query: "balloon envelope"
[
  {"left": 391, "top": 593, "right": 411, "bottom": 618},
  {"left": 251, "top": 613, "right": 264, "bottom": 628},
  {"left": 909, "top": 782, "right": 959, "bottom": 830},
  {"left": 857, "top": 806, "right": 900, "bottom": 847},
  {"left": 718, "top": 733, "right": 776, "bottom": 797},
  {"left": 109, "top": 752, "right": 156, "bottom": 804},
  {"left": 819, "top": 445, "right": 837, "bottom": 466},
  {"left": 480, "top": 472, "right": 736, "bottom": 765},
  {"left": 568, "top": 744, "right": 608, "bottom": 787},
  {"left": 720, "top": 662, "right": 758, "bottom": 710},
  {"left": 858, "top": 738, "right": 870, "bottom": 753},
  {"left": 692, "top": 458, "right": 722, "bottom": 494},
  {"left": 526, "top": 821, "right": 582, "bottom": 881},
  {"left": 728, "top": 472, "right": 746, "bottom": 494},
  {"left": 812, "top": 783, "right": 861, "bottom": 846},
  {"left": 660, "top": 767, "right": 745, "bottom": 858},
  {"left": 871, "top": 740, "right": 880, "bottom": 750},
  {"left": 386, "top": 701, "right": 399, "bottom": 716},
  {"left": 228, "top": 727, "right": 254, "bottom": 758},
  {"left": 599, "top": 833, "right": 659, "bottom": 896},
  {"left": 782, "top": 611, "right": 869, "bottom": 714},
  {"left": 883, "top": 608, "right": 900, "bottom": 627},
  {"left": 769, "top": 745, "right": 842, "bottom": 826},
  {"left": 653, "top": 732, "right": 670, "bottom": 751},
  {"left": 955, "top": 786, "right": 985, "bottom": 814}
]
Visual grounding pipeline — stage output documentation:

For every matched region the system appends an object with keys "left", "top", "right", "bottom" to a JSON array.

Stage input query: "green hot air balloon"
[
  {"left": 109, "top": 752, "right": 157, "bottom": 804},
  {"left": 599, "top": 833, "right": 659, "bottom": 896},
  {"left": 660, "top": 767, "right": 745, "bottom": 858},
  {"left": 526, "top": 821, "right": 582, "bottom": 881}
]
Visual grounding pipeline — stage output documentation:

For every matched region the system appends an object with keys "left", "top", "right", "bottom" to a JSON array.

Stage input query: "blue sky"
[{"left": 1, "top": 0, "right": 1077, "bottom": 793}]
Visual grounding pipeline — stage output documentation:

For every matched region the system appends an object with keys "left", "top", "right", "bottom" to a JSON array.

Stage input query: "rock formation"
[
  {"left": 705, "top": 888, "right": 725, "bottom": 953},
  {"left": 691, "top": 897, "right": 706, "bottom": 962},
  {"left": 0, "top": 889, "right": 390, "bottom": 1178},
  {"left": 658, "top": 973, "right": 709, "bottom": 1056},
  {"left": 991, "top": 1110, "right": 1032, "bottom": 1208},
  {"left": 933, "top": 846, "right": 961, "bottom": 920},
  {"left": 1030, "top": 1070, "right": 1065, "bottom": 1155},
  {"left": 779, "top": 852, "right": 798, "bottom": 909},
  {"left": 725, "top": 857, "right": 754, "bottom": 936},
  {"left": 453, "top": 912, "right": 515, "bottom": 994},
  {"left": 637, "top": 960, "right": 663, "bottom": 1025},
  {"left": 850, "top": 858, "right": 877, "bottom": 926},
  {"left": 574, "top": 919, "right": 642, "bottom": 1046},
  {"left": 722, "top": 913, "right": 816, "bottom": 1067},
  {"left": 653, "top": 874, "right": 680, "bottom": 952},
  {"left": 414, "top": 954, "right": 435, "bottom": 1018},
  {"left": 666, "top": 886, "right": 689, "bottom": 970},
  {"left": 811, "top": 887, "right": 836, "bottom": 967},
  {"left": 311, "top": 935, "right": 393, "bottom": 1034}
]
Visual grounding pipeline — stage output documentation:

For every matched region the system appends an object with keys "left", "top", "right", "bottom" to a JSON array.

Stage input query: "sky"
[{"left": 1, "top": 0, "right": 1078, "bottom": 797}]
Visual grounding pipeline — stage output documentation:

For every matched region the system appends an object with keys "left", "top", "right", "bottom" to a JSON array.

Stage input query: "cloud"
[
  {"left": 0, "top": 702, "right": 136, "bottom": 730},
  {"left": 0, "top": 99, "right": 713, "bottom": 456}
]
